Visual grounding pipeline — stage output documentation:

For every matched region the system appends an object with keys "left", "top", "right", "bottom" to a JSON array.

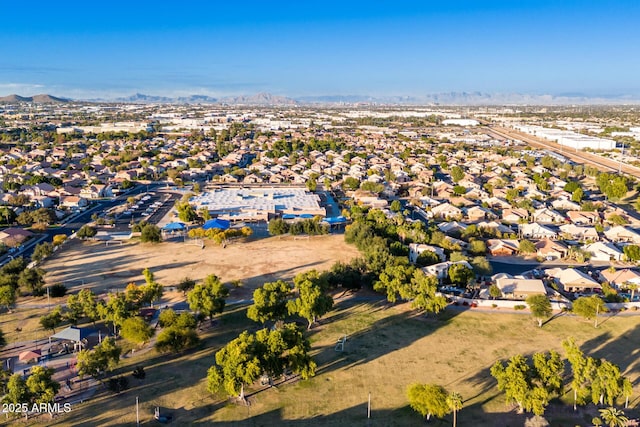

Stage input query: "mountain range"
[
  {"left": 0, "top": 94, "right": 69, "bottom": 103},
  {"left": 2, "top": 92, "right": 640, "bottom": 106}
]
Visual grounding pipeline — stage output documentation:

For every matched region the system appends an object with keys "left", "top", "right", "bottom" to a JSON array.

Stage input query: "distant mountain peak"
[{"left": 0, "top": 93, "right": 68, "bottom": 103}]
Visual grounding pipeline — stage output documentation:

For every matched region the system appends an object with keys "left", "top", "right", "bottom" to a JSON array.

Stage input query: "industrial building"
[
  {"left": 190, "top": 187, "right": 325, "bottom": 222},
  {"left": 512, "top": 124, "right": 617, "bottom": 150}
]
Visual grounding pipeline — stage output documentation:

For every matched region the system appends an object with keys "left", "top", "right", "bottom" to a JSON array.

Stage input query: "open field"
[
  {"left": 28, "top": 300, "right": 640, "bottom": 426},
  {"left": 0, "top": 234, "right": 359, "bottom": 345},
  {"left": 42, "top": 234, "right": 360, "bottom": 295}
]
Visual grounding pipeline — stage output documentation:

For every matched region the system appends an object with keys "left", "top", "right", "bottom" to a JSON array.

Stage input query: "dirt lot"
[{"left": 42, "top": 234, "right": 361, "bottom": 297}]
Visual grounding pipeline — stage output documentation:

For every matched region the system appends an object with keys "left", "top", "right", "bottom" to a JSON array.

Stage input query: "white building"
[{"left": 189, "top": 187, "right": 325, "bottom": 221}]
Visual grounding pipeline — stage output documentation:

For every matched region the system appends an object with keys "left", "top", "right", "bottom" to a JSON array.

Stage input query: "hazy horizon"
[{"left": 1, "top": 1, "right": 639, "bottom": 99}]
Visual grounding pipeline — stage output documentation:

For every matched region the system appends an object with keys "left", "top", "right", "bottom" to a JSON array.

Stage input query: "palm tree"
[
  {"left": 592, "top": 417, "right": 603, "bottom": 427},
  {"left": 446, "top": 392, "right": 463, "bottom": 427},
  {"left": 599, "top": 407, "right": 628, "bottom": 427}
]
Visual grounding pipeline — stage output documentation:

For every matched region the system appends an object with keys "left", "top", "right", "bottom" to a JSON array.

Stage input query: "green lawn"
[{"left": 30, "top": 302, "right": 640, "bottom": 426}]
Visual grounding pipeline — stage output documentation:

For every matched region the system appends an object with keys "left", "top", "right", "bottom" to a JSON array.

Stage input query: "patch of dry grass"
[{"left": 35, "top": 301, "right": 640, "bottom": 426}]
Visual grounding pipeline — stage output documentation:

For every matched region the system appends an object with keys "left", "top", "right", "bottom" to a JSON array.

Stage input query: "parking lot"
[{"left": 105, "top": 191, "right": 180, "bottom": 232}]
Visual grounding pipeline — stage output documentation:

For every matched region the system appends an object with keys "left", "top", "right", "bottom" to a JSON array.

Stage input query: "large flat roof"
[{"left": 190, "top": 187, "right": 325, "bottom": 217}]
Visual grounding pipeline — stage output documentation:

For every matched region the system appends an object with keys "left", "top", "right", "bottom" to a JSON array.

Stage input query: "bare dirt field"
[{"left": 42, "top": 234, "right": 361, "bottom": 297}]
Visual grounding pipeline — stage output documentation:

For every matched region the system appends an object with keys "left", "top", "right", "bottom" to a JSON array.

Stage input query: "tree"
[
  {"left": 175, "top": 201, "right": 197, "bottom": 222},
  {"left": 31, "top": 242, "right": 53, "bottom": 263},
  {"left": 247, "top": 280, "right": 291, "bottom": 324},
  {"left": 390, "top": 200, "right": 402, "bottom": 212},
  {"left": 448, "top": 264, "right": 474, "bottom": 287},
  {"left": 0, "top": 285, "right": 16, "bottom": 312},
  {"left": 450, "top": 166, "right": 464, "bottom": 183},
  {"left": 342, "top": 176, "right": 360, "bottom": 191},
  {"left": 77, "top": 337, "right": 121, "bottom": 381},
  {"left": 447, "top": 392, "right": 463, "bottom": 427},
  {"left": 374, "top": 263, "right": 415, "bottom": 303},
  {"left": 25, "top": 366, "right": 60, "bottom": 405},
  {"left": 206, "top": 331, "right": 262, "bottom": 403},
  {"left": 491, "top": 353, "right": 556, "bottom": 416},
  {"left": 599, "top": 407, "right": 628, "bottom": 427},
  {"left": 415, "top": 250, "right": 440, "bottom": 267},
  {"left": 18, "top": 268, "right": 46, "bottom": 296},
  {"left": 526, "top": 294, "right": 552, "bottom": 327},
  {"left": 121, "top": 317, "right": 153, "bottom": 345},
  {"left": 532, "top": 350, "right": 564, "bottom": 397},
  {"left": 254, "top": 323, "right": 316, "bottom": 385},
  {"left": 453, "top": 185, "right": 466, "bottom": 196},
  {"left": 306, "top": 176, "right": 317, "bottom": 192},
  {"left": 409, "top": 270, "right": 448, "bottom": 315},
  {"left": 623, "top": 245, "right": 640, "bottom": 262},
  {"left": 573, "top": 295, "right": 608, "bottom": 327},
  {"left": 288, "top": 270, "right": 334, "bottom": 329},
  {"left": 76, "top": 225, "right": 97, "bottom": 239},
  {"left": 158, "top": 308, "right": 179, "bottom": 328},
  {"left": 519, "top": 239, "right": 537, "bottom": 254},
  {"left": 207, "top": 325, "right": 316, "bottom": 404},
  {"left": 571, "top": 187, "right": 584, "bottom": 202},
  {"left": 140, "top": 224, "right": 162, "bottom": 242},
  {"left": 3, "top": 374, "right": 30, "bottom": 408},
  {"left": 489, "top": 284, "right": 502, "bottom": 299},
  {"left": 77, "top": 289, "right": 101, "bottom": 324},
  {"left": 327, "top": 260, "right": 363, "bottom": 290},
  {"left": 140, "top": 268, "right": 163, "bottom": 307},
  {"left": 564, "top": 181, "right": 581, "bottom": 193},
  {"left": 563, "top": 338, "right": 593, "bottom": 411},
  {"left": 471, "top": 256, "right": 493, "bottom": 276},
  {"left": 468, "top": 240, "right": 487, "bottom": 255},
  {"left": 268, "top": 218, "right": 290, "bottom": 235},
  {"left": 187, "top": 274, "right": 229, "bottom": 321},
  {"left": 155, "top": 326, "right": 199, "bottom": 353},
  {"left": 98, "top": 293, "right": 137, "bottom": 334},
  {"left": 0, "top": 206, "right": 16, "bottom": 224},
  {"left": 40, "top": 307, "right": 63, "bottom": 332},
  {"left": 31, "top": 208, "right": 56, "bottom": 225},
  {"left": 177, "top": 277, "right": 196, "bottom": 295},
  {"left": 591, "top": 359, "right": 625, "bottom": 406},
  {"left": 407, "top": 383, "right": 450, "bottom": 421}
]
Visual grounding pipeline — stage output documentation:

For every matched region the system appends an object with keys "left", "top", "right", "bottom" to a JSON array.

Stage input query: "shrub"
[
  {"left": 140, "top": 224, "right": 162, "bottom": 243},
  {"left": 132, "top": 366, "right": 146, "bottom": 379},
  {"left": 77, "top": 225, "right": 97, "bottom": 239},
  {"left": 53, "top": 234, "right": 67, "bottom": 246},
  {"left": 514, "top": 304, "right": 526, "bottom": 310},
  {"left": 107, "top": 376, "right": 129, "bottom": 393},
  {"left": 48, "top": 283, "right": 67, "bottom": 298}
]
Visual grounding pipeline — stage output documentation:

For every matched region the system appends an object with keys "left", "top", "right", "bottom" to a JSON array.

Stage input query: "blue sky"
[{"left": 1, "top": 1, "right": 639, "bottom": 98}]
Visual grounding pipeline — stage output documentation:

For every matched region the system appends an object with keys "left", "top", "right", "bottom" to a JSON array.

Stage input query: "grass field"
[{"left": 31, "top": 299, "right": 640, "bottom": 427}]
